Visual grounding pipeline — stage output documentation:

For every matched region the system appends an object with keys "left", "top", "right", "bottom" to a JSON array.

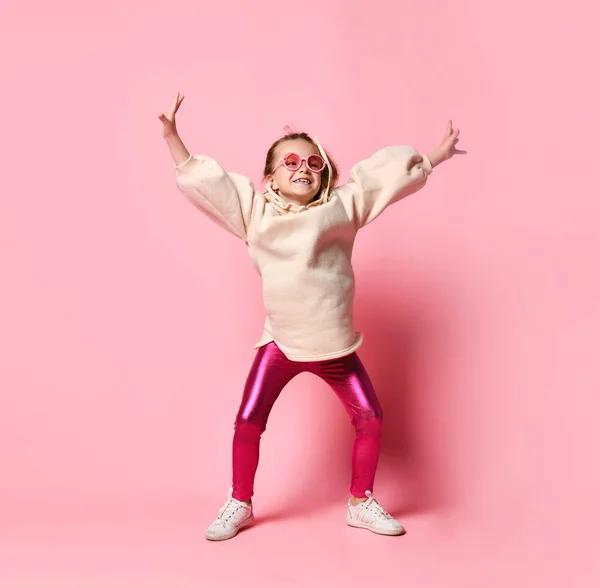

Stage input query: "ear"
[{"left": 266, "top": 174, "right": 278, "bottom": 191}]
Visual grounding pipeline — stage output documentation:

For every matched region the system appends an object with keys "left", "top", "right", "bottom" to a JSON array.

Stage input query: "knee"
[
  {"left": 234, "top": 414, "right": 266, "bottom": 439},
  {"left": 354, "top": 408, "right": 383, "bottom": 437}
]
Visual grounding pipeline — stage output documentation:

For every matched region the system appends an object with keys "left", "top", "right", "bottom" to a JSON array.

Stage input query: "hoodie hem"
[{"left": 253, "top": 333, "right": 364, "bottom": 362}]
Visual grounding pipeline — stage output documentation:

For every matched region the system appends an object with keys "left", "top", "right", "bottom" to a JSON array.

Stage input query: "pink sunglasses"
[{"left": 272, "top": 152, "right": 326, "bottom": 173}]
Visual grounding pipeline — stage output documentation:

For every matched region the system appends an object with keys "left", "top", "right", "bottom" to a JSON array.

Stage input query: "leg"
[
  {"left": 232, "top": 342, "right": 299, "bottom": 501},
  {"left": 311, "top": 352, "right": 383, "bottom": 499}
]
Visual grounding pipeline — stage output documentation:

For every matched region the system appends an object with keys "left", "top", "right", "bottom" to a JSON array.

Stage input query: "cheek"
[{"left": 274, "top": 170, "right": 293, "bottom": 185}]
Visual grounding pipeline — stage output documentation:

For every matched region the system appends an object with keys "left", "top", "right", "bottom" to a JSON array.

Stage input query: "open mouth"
[{"left": 293, "top": 178, "right": 312, "bottom": 185}]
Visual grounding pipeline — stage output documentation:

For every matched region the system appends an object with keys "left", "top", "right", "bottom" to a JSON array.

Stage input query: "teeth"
[{"left": 295, "top": 179, "right": 310, "bottom": 184}]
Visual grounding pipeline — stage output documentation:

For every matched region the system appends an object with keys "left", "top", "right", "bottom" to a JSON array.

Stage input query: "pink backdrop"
[{"left": 1, "top": 0, "right": 599, "bottom": 586}]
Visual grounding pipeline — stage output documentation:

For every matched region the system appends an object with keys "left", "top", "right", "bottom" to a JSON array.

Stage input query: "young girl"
[{"left": 159, "top": 93, "right": 464, "bottom": 541}]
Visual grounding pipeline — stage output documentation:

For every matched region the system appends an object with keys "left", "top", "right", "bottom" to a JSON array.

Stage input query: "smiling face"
[{"left": 267, "top": 139, "right": 323, "bottom": 206}]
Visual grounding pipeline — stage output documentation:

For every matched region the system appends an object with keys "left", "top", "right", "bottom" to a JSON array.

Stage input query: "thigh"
[
  {"left": 236, "top": 342, "right": 300, "bottom": 425},
  {"left": 311, "top": 352, "right": 382, "bottom": 421}
]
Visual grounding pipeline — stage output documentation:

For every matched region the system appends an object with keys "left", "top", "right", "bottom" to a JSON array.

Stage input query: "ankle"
[
  {"left": 232, "top": 494, "right": 251, "bottom": 505},
  {"left": 350, "top": 496, "right": 368, "bottom": 505}
]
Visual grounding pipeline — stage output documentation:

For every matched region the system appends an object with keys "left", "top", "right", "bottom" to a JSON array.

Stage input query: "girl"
[{"left": 159, "top": 93, "right": 464, "bottom": 541}]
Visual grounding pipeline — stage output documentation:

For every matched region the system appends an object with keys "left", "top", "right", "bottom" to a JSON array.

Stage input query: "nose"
[{"left": 297, "top": 159, "right": 310, "bottom": 173}]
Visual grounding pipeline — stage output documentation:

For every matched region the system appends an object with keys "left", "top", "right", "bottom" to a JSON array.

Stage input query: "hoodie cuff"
[
  {"left": 174, "top": 153, "right": 194, "bottom": 171},
  {"left": 422, "top": 154, "right": 433, "bottom": 175}
]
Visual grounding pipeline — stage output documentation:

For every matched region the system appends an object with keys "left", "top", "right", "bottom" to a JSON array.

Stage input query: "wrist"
[
  {"left": 426, "top": 148, "right": 445, "bottom": 168},
  {"left": 164, "top": 130, "right": 180, "bottom": 142}
]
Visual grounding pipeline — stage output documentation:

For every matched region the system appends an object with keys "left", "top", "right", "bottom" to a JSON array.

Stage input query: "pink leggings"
[{"left": 232, "top": 342, "right": 383, "bottom": 501}]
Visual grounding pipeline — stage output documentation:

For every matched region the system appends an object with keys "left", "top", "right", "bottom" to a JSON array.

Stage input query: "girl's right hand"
[{"left": 158, "top": 93, "right": 184, "bottom": 139}]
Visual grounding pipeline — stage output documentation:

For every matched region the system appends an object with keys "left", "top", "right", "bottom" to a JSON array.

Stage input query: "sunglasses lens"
[
  {"left": 307, "top": 155, "right": 324, "bottom": 171},
  {"left": 283, "top": 153, "right": 301, "bottom": 170}
]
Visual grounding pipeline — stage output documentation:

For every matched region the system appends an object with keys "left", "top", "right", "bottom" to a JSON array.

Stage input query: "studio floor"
[{"left": 0, "top": 491, "right": 586, "bottom": 588}]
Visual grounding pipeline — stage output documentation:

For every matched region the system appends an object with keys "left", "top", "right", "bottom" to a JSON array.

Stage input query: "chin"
[{"left": 302, "top": 188, "right": 320, "bottom": 200}]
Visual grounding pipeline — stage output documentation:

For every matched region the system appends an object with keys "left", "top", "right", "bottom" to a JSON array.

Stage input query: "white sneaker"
[
  {"left": 347, "top": 491, "right": 405, "bottom": 536},
  {"left": 205, "top": 489, "right": 254, "bottom": 541}
]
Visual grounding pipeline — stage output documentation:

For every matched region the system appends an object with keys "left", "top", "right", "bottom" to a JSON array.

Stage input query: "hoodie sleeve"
[
  {"left": 337, "top": 146, "right": 433, "bottom": 229},
  {"left": 174, "top": 155, "right": 256, "bottom": 242}
]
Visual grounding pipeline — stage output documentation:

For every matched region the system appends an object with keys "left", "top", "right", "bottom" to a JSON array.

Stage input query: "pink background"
[{"left": 1, "top": 0, "right": 599, "bottom": 586}]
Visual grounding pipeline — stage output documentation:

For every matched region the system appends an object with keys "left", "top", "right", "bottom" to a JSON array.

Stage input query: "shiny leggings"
[{"left": 232, "top": 342, "right": 383, "bottom": 501}]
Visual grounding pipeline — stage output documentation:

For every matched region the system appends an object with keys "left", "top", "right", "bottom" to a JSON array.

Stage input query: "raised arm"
[
  {"left": 159, "top": 94, "right": 256, "bottom": 241},
  {"left": 338, "top": 121, "right": 465, "bottom": 229},
  {"left": 337, "top": 145, "right": 432, "bottom": 228}
]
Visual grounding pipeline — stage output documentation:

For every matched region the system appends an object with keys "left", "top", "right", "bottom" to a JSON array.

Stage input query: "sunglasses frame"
[{"left": 272, "top": 152, "right": 326, "bottom": 174}]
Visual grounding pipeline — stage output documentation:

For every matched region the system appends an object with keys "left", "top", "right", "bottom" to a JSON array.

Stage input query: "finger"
[
  {"left": 158, "top": 113, "right": 167, "bottom": 122},
  {"left": 169, "top": 92, "right": 179, "bottom": 116},
  {"left": 446, "top": 120, "right": 453, "bottom": 137},
  {"left": 174, "top": 95, "right": 184, "bottom": 113},
  {"left": 454, "top": 149, "right": 467, "bottom": 155}
]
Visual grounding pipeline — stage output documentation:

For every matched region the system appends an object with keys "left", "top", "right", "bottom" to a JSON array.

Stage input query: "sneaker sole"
[
  {"left": 346, "top": 517, "right": 406, "bottom": 536},
  {"left": 206, "top": 513, "right": 255, "bottom": 542}
]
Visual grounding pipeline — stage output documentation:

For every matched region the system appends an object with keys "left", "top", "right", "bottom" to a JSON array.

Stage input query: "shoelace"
[
  {"left": 356, "top": 492, "right": 394, "bottom": 524},
  {"left": 218, "top": 498, "right": 247, "bottom": 526}
]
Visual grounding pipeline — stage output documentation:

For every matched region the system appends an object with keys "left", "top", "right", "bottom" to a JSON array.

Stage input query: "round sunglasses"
[{"left": 272, "top": 152, "right": 326, "bottom": 173}]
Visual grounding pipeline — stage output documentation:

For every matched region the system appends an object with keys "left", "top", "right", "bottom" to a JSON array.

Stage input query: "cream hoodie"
[{"left": 175, "top": 145, "right": 433, "bottom": 361}]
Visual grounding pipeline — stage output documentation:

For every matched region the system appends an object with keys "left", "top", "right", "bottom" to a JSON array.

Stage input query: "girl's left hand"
[{"left": 437, "top": 120, "right": 467, "bottom": 162}]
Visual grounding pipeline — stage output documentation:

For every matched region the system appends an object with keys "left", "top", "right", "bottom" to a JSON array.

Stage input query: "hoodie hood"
[{"left": 263, "top": 136, "right": 333, "bottom": 215}]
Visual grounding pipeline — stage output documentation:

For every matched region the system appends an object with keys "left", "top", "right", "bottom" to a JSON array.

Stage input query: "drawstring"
[{"left": 314, "top": 136, "right": 332, "bottom": 202}]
